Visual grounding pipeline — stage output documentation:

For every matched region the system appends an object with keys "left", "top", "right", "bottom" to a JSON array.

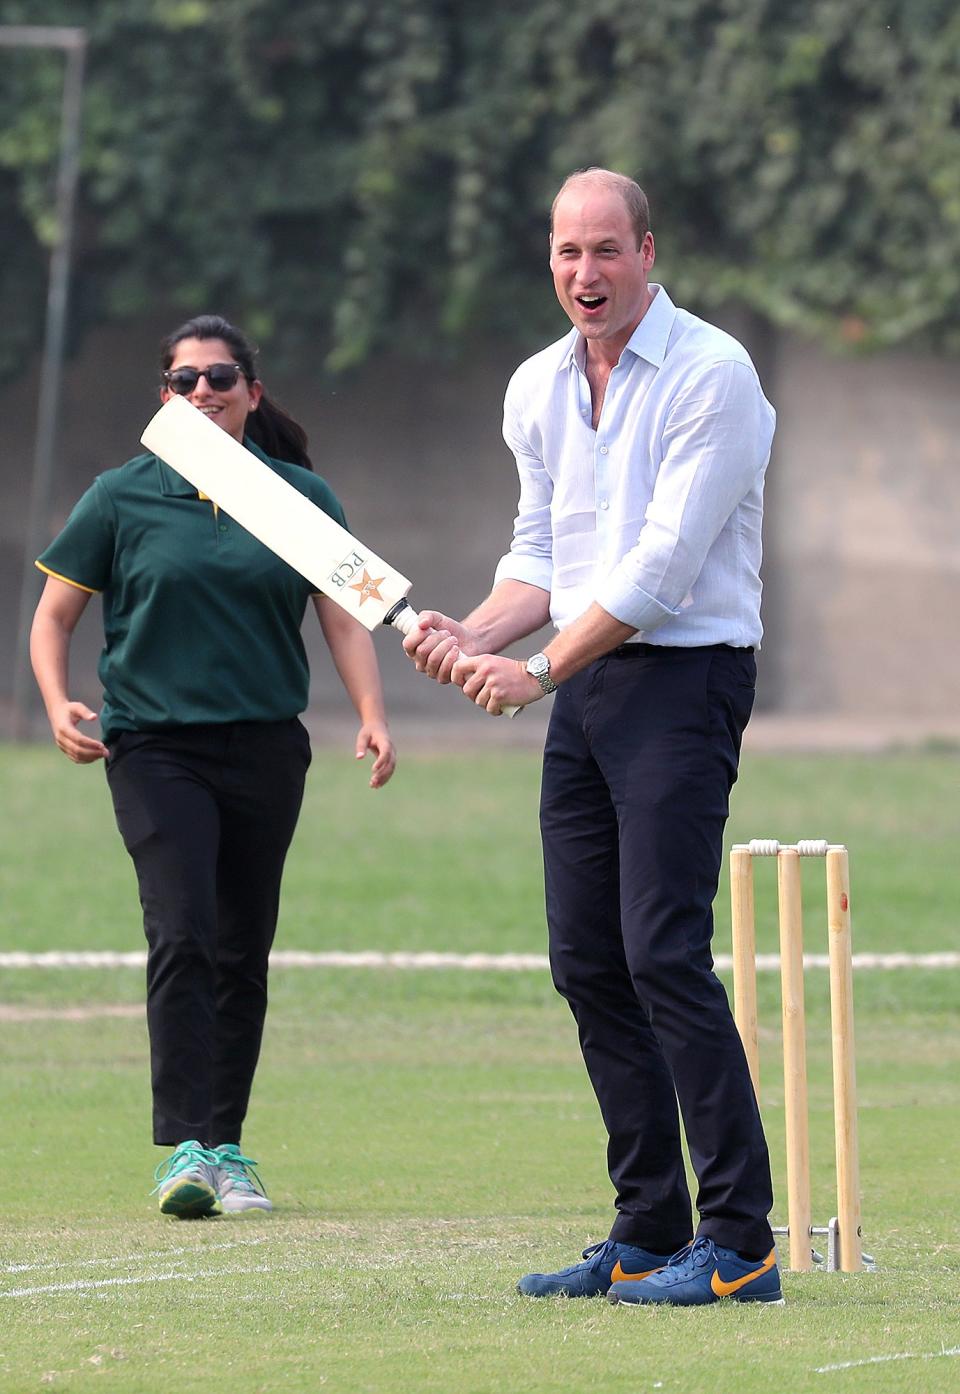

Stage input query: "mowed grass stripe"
[{"left": 2, "top": 745, "right": 958, "bottom": 955}]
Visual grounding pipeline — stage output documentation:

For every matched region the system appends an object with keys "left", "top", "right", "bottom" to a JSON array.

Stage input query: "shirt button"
[
  {"left": 599, "top": 445, "right": 609, "bottom": 455},
  {"left": 599, "top": 499, "right": 609, "bottom": 510},
  {"left": 219, "top": 524, "right": 228, "bottom": 532}
]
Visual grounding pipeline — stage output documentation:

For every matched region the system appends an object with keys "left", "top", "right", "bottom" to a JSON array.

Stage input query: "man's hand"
[
  {"left": 451, "top": 654, "right": 544, "bottom": 716},
  {"left": 402, "top": 611, "right": 482, "bottom": 685}
]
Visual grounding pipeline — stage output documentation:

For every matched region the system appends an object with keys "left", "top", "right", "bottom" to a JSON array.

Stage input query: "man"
[{"left": 404, "top": 168, "right": 782, "bottom": 1307}]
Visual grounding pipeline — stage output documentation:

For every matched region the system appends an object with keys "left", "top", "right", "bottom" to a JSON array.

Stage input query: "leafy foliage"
[{"left": 1, "top": 0, "right": 958, "bottom": 379}]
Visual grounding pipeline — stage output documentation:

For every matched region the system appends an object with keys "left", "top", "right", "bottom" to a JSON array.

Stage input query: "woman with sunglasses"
[{"left": 30, "top": 314, "right": 396, "bottom": 1218}]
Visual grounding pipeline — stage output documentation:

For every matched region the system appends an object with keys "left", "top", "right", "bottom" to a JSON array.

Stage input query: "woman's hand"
[
  {"left": 30, "top": 578, "right": 106, "bottom": 763},
  {"left": 50, "top": 700, "right": 109, "bottom": 763},
  {"left": 355, "top": 720, "right": 396, "bottom": 788}
]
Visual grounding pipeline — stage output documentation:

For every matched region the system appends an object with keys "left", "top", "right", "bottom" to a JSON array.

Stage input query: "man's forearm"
[
  {"left": 541, "top": 602, "right": 637, "bottom": 683},
  {"left": 462, "top": 580, "right": 552, "bottom": 654}
]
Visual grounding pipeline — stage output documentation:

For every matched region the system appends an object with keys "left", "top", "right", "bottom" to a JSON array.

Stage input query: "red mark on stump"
[{"left": 841, "top": 893, "right": 849, "bottom": 911}]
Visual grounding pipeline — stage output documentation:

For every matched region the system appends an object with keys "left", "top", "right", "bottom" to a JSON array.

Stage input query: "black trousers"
[
  {"left": 106, "top": 720, "right": 311, "bottom": 1147},
  {"left": 540, "top": 645, "right": 774, "bottom": 1257}
]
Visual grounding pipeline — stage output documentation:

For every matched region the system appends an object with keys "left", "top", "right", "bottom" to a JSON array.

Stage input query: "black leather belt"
[{"left": 610, "top": 643, "right": 754, "bottom": 657}]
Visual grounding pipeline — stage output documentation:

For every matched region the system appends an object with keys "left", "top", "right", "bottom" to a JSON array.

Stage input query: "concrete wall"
[
  {"left": 2, "top": 315, "right": 957, "bottom": 740},
  {"left": 764, "top": 337, "right": 959, "bottom": 720}
]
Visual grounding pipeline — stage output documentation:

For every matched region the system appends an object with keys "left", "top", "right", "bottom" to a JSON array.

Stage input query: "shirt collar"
[
  {"left": 156, "top": 433, "right": 273, "bottom": 497},
  {"left": 559, "top": 283, "right": 675, "bottom": 373},
  {"left": 623, "top": 283, "right": 674, "bottom": 367}
]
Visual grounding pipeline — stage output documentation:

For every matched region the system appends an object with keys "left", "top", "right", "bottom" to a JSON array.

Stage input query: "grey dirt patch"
[{"left": 0, "top": 1004, "right": 145, "bottom": 1023}]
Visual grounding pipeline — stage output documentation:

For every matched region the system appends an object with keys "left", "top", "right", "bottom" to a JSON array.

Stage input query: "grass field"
[{"left": 1, "top": 741, "right": 958, "bottom": 1393}]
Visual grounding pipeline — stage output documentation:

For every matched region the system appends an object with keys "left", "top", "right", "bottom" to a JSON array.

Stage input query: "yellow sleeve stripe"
[{"left": 35, "top": 562, "right": 100, "bottom": 595}]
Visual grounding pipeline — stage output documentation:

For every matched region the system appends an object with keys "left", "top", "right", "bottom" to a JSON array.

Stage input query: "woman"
[{"left": 31, "top": 314, "right": 396, "bottom": 1218}]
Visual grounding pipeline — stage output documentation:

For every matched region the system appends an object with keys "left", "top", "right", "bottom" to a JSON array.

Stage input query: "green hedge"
[{"left": 2, "top": 0, "right": 958, "bottom": 378}]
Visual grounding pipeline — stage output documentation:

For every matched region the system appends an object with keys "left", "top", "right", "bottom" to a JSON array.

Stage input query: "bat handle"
[{"left": 383, "top": 599, "right": 521, "bottom": 719}]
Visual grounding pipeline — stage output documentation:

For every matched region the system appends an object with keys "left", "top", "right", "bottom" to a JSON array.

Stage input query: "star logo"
[{"left": 350, "top": 569, "right": 386, "bottom": 605}]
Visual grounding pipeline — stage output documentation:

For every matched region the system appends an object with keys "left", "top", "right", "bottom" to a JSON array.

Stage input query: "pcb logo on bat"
[
  {"left": 328, "top": 550, "right": 386, "bottom": 606},
  {"left": 328, "top": 550, "right": 369, "bottom": 589}
]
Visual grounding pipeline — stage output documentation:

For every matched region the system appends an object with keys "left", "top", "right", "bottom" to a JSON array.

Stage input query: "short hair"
[{"left": 550, "top": 168, "right": 650, "bottom": 247}]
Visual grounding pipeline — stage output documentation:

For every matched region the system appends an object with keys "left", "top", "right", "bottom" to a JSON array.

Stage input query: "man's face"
[{"left": 549, "top": 186, "right": 655, "bottom": 352}]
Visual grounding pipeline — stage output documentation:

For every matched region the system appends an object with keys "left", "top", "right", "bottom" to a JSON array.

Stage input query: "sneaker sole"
[
  {"left": 609, "top": 1289, "right": 785, "bottom": 1307},
  {"left": 220, "top": 1195, "right": 273, "bottom": 1213},
  {"left": 158, "top": 1177, "right": 222, "bottom": 1219}
]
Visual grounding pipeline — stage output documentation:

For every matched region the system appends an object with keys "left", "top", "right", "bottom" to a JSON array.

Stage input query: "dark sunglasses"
[{"left": 163, "top": 363, "right": 246, "bottom": 394}]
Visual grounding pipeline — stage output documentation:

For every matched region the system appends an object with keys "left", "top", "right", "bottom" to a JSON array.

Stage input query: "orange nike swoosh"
[
  {"left": 710, "top": 1247, "right": 778, "bottom": 1297},
  {"left": 610, "top": 1260, "right": 662, "bottom": 1283}
]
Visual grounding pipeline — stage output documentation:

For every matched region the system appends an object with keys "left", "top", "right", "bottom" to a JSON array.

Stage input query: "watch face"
[{"left": 526, "top": 653, "right": 556, "bottom": 693}]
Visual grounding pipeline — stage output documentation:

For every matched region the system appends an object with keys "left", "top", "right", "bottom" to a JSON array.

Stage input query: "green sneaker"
[
  {"left": 152, "top": 1140, "right": 222, "bottom": 1219},
  {"left": 213, "top": 1144, "right": 273, "bottom": 1213}
]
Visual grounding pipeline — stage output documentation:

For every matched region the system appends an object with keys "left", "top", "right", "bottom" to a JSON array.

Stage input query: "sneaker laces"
[
  {"left": 151, "top": 1140, "right": 218, "bottom": 1192},
  {"left": 581, "top": 1239, "right": 620, "bottom": 1272},
  {"left": 665, "top": 1236, "right": 717, "bottom": 1270},
  {"left": 216, "top": 1148, "right": 266, "bottom": 1195}
]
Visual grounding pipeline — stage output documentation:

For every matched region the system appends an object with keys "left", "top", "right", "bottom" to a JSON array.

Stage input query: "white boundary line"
[
  {"left": 3, "top": 1237, "right": 268, "bottom": 1275},
  {"left": 0, "top": 949, "right": 958, "bottom": 971},
  {"left": 814, "top": 1345, "right": 960, "bottom": 1374},
  {"left": 1, "top": 1264, "right": 276, "bottom": 1299}
]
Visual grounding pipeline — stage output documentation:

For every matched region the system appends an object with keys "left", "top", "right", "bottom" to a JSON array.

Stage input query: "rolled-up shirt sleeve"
[
  {"left": 493, "top": 381, "right": 555, "bottom": 592},
  {"left": 595, "top": 360, "right": 774, "bottom": 632}
]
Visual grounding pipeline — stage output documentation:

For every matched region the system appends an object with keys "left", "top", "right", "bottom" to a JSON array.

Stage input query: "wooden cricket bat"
[{"left": 140, "top": 395, "right": 519, "bottom": 714}]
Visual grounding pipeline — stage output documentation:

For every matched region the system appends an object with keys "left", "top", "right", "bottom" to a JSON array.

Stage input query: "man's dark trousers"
[
  {"left": 106, "top": 719, "right": 310, "bottom": 1147},
  {"left": 540, "top": 643, "right": 775, "bottom": 1258}
]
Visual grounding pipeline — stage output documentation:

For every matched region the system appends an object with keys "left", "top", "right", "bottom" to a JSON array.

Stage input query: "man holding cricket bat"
[
  {"left": 31, "top": 315, "right": 395, "bottom": 1219},
  {"left": 404, "top": 169, "right": 784, "bottom": 1307}
]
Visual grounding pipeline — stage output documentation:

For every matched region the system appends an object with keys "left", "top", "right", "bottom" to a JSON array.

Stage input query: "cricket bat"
[{"left": 140, "top": 395, "right": 520, "bottom": 714}]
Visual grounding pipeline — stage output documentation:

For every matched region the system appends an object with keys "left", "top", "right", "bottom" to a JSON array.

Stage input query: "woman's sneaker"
[
  {"left": 152, "top": 1140, "right": 222, "bottom": 1219},
  {"left": 213, "top": 1144, "right": 273, "bottom": 1213}
]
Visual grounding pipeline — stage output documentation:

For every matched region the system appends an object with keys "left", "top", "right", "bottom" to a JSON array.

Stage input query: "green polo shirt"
[{"left": 37, "top": 440, "right": 348, "bottom": 743}]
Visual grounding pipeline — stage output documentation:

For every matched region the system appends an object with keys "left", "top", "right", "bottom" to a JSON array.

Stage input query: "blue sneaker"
[
  {"left": 607, "top": 1236, "right": 783, "bottom": 1306},
  {"left": 518, "top": 1238, "right": 673, "bottom": 1297}
]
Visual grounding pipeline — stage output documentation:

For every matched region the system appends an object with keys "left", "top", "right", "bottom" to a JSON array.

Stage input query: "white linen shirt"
[{"left": 494, "top": 285, "right": 775, "bottom": 647}]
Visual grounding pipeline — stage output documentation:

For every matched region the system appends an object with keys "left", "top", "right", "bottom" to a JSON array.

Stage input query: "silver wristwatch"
[{"left": 525, "top": 652, "right": 557, "bottom": 695}]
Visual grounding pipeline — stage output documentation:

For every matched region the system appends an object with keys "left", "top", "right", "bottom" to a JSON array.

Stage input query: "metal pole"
[{"left": 3, "top": 27, "right": 87, "bottom": 739}]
